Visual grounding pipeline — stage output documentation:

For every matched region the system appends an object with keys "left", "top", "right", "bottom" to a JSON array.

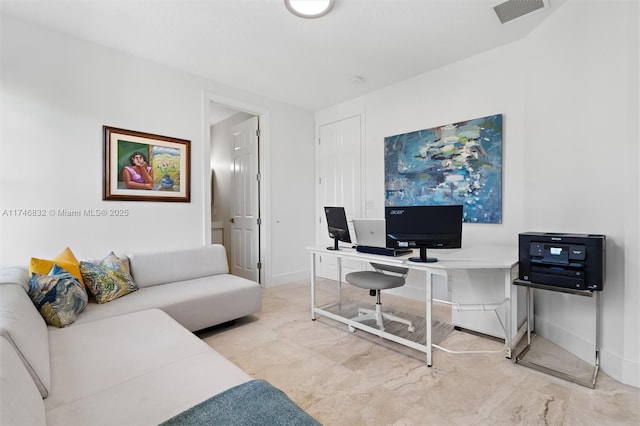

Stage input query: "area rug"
[{"left": 160, "top": 379, "right": 320, "bottom": 426}]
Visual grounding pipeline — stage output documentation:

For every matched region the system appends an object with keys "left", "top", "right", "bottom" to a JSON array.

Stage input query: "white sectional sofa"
[
  {"left": 77, "top": 244, "right": 262, "bottom": 331},
  {"left": 0, "top": 245, "right": 319, "bottom": 425}
]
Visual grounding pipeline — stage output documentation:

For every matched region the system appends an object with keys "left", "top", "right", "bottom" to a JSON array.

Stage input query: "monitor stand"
[
  {"left": 327, "top": 237, "right": 340, "bottom": 251},
  {"left": 409, "top": 247, "right": 438, "bottom": 263}
]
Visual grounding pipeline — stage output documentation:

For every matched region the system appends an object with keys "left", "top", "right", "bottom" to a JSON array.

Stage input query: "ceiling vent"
[{"left": 494, "top": 0, "right": 546, "bottom": 24}]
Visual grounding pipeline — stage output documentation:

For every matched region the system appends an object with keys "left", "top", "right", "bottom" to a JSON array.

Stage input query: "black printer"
[{"left": 518, "top": 232, "right": 606, "bottom": 291}]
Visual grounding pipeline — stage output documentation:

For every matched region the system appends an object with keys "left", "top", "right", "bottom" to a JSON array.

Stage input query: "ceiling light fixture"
[{"left": 284, "top": 0, "right": 335, "bottom": 19}]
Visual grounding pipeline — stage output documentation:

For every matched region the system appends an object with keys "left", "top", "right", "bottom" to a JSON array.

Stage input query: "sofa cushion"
[
  {"left": 29, "top": 247, "right": 85, "bottom": 288},
  {"left": 75, "top": 274, "right": 261, "bottom": 332},
  {"left": 0, "top": 283, "right": 51, "bottom": 398},
  {"left": 0, "top": 336, "right": 47, "bottom": 426},
  {"left": 80, "top": 252, "right": 138, "bottom": 303},
  {"left": 128, "top": 244, "right": 229, "bottom": 288},
  {"left": 45, "top": 309, "right": 252, "bottom": 425},
  {"left": 28, "top": 264, "right": 88, "bottom": 328}
]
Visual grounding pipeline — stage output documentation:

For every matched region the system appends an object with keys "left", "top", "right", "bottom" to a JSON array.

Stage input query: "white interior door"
[
  {"left": 316, "top": 115, "right": 362, "bottom": 279},
  {"left": 230, "top": 116, "right": 260, "bottom": 282}
]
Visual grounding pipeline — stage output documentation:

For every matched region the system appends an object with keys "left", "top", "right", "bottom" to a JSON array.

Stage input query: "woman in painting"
[{"left": 122, "top": 152, "right": 154, "bottom": 189}]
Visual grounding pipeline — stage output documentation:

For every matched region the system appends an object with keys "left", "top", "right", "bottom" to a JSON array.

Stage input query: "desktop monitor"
[
  {"left": 324, "top": 206, "right": 352, "bottom": 251},
  {"left": 385, "top": 205, "right": 463, "bottom": 263}
]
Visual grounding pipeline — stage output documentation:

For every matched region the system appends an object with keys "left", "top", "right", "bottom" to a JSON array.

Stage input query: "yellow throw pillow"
[{"left": 29, "top": 247, "right": 85, "bottom": 287}]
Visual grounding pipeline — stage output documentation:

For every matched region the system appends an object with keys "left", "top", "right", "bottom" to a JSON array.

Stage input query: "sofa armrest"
[
  {"left": 0, "top": 336, "right": 46, "bottom": 426},
  {"left": 0, "top": 266, "right": 29, "bottom": 291}
]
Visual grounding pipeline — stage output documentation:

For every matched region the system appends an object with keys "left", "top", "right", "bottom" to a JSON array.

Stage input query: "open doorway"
[{"left": 208, "top": 100, "right": 263, "bottom": 285}]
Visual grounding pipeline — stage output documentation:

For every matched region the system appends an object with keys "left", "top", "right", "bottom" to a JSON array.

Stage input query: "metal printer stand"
[{"left": 513, "top": 280, "right": 600, "bottom": 389}]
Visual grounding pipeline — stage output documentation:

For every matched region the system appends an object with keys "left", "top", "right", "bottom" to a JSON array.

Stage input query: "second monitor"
[
  {"left": 324, "top": 206, "right": 352, "bottom": 251},
  {"left": 385, "top": 205, "right": 463, "bottom": 263}
]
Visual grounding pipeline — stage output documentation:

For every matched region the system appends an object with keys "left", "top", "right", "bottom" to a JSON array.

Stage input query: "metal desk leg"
[
  {"left": 594, "top": 291, "right": 601, "bottom": 376},
  {"left": 504, "top": 268, "right": 512, "bottom": 358},
  {"left": 426, "top": 270, "right": 433, "bottom": 367},
  {"left": 337, "top": 256, "right": 342, "bottom": 306},
  {"left": 525, "top": 286, "right": 531, "bottom": 345},
  {"left": 311, "top": 252, "right": 316, "bottom": 320}
]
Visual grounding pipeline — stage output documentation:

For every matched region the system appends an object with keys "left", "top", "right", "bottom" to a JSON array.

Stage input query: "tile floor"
[{"left": 199, "top": 280, "right": 640, "bottom": 426}]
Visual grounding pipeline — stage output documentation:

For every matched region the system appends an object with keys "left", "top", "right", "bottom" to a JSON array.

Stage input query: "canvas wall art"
[{"left": 384, "top": 114, "right": 503, "bottom": 223}]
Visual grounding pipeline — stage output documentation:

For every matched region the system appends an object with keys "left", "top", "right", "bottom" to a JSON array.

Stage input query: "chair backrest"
[{"left": 370, "top": 263, "right": 409, "bottom": 277}]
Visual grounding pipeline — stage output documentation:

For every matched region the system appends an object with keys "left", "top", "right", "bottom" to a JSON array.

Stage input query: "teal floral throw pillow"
[
  {"left": 80, "top": 252, "right": 138, "bottom": 304},
  {"left": 28, "top": 264, "right": 88, "bottom": 328}
]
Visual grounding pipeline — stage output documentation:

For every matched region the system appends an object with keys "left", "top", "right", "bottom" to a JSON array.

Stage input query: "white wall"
[
  {"left": 316, "top": 0, "right": 639, "bottom": 386},
  {"left": 316, "top": 44, "right": 527, "bottom": 249},
  {"left": 0, "top": 14, "right": 316, "bottom": 287},
  {"left": 522, "top": 0, "right": 639, "bottom": 388}
]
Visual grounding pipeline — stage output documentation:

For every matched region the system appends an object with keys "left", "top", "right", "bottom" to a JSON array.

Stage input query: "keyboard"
[{"left": 356, "top": 245, "right": 413, "bottom": 257}]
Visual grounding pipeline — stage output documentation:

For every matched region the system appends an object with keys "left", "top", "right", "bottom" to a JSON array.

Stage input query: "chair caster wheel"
[
  {"left": 348, "top": 325, "right": 356, "bottom": 333},
  {"left": 408, "top": 326, "right": 415, "bottom": 333}
]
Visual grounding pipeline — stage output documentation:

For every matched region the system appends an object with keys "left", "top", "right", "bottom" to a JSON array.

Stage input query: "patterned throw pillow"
[
  {"left": 28, "top": 264, "right": 89, "bottom": 328},
  {"left": 84, "top": 254, "right": 131, "bottom": 276},
  {"left": 80, "top": 252, "right": 138, "bottom": 304}
]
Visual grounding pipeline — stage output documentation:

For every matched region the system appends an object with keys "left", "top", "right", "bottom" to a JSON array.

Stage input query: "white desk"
[{"left": 308, "top": 245, "right": 522, "bottom": 367}]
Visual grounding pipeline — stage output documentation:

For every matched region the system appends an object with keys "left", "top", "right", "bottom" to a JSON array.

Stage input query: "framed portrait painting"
[{"left": 103, "top": 126, "right": 191, "bottom": 202}]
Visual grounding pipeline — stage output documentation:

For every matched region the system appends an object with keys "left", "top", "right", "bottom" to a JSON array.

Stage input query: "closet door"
[
  {"left": 316, "top": 115, "right": 362, "bottom": 280},
  {"left": 230, "top": 116, "right": 260, "bottom": 282}
]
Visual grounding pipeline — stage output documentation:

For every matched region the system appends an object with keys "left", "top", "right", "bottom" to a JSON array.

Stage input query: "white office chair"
[{"left": 345, "top": 262, "right": 415, "bottom": 333}]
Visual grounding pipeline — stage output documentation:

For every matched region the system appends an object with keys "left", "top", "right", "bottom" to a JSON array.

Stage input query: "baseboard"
[
  {"left": 385, "top": 285, "right": 426, "bottom": 301},
  {"left": 620, "top": 356, "right": 640, "bottom": 388},
  {"left": 265, "top": 269, "right": 310, "bottom": 287},
  {"left": 386, "top": 273, "right": 450, "bottom": 302},
  {"left": 534, "top": 314, "right": 596, "bottom": 364},
  {"left": 535, "top": 315, "right": 640, "bottom": 387},
  {"left": 598, "top": 347, "right": 640, "bottom": 388}
]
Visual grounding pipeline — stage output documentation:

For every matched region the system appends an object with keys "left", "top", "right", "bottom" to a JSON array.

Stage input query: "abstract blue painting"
[{"left": 384, "top": 114, "right": 503, "bottom": 223}]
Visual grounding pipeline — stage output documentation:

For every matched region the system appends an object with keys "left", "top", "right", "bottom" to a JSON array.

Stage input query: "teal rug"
[{"left": 160, "top": 379, "right": 321, "bottom": 426}]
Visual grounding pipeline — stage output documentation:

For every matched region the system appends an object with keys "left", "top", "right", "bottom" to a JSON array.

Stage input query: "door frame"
[{"left": 202, "top": 92, "right": 269, "bottom": 286}]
